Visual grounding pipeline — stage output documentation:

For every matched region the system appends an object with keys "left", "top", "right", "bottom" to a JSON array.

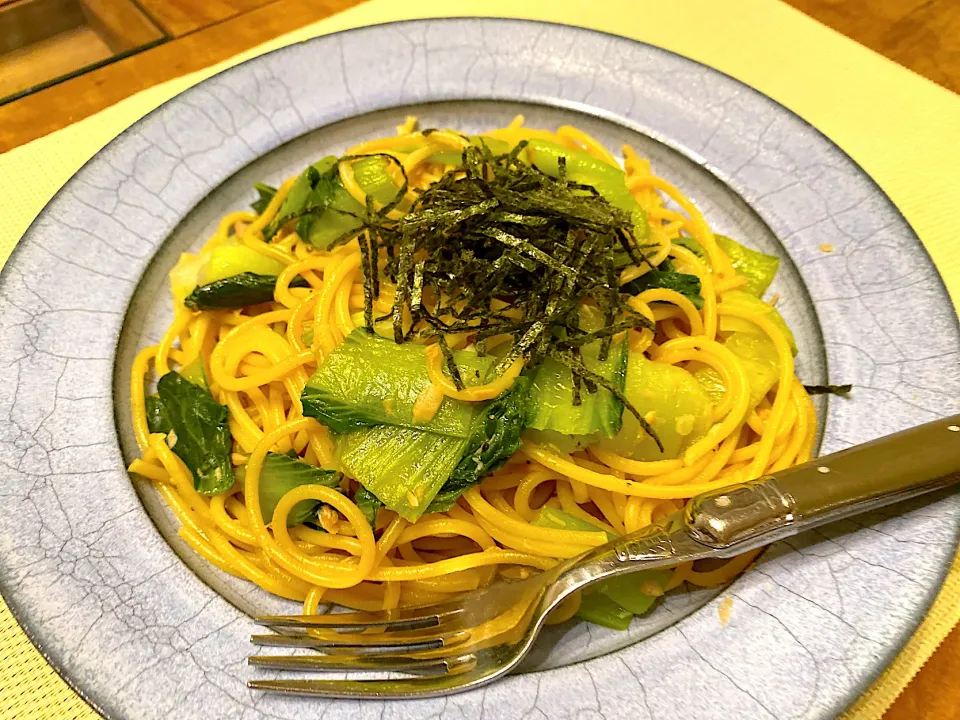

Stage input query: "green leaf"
[
  {"left": 351, "top": 156, "right": 402, "bottom": 206},
  {"left": 304, "top": 196, "right": 364, "bottom": 249},
  {"left": 597, "top": 354, "right": 713, "bottom": 462},
  {"left": 620, "top": 261, "right": 703, "bottom": 309},
  {"left": 251, "top": 183, "right": 278, "bottom": 215},
  {"left": 334, "top": 369, "right": 530, "bottom": 520},
  {"left": 426, "top": 376, "right": 531, "bottom": 513},
  {"left": 671, "top": 235, "right": 704, "bottom": 256},
  {"left": 336, "top": 425, "right": 469, "bottom": 522},
  {"left": 575, "top": 592, "right": 633, "bottom": 631},
  {"left": 354, "top": 486, "right": 383, "bottom": 527},
  {"left": 203, "top": 245, "right": 286, "bottom": 283},
  {"left": 264, "top": 157, "right": 339, "bottom": 240},
  {"left": 300, "top": 321, "right": 315, "bottom": 347},
  {"left": 178, "top": 356, "right": 208, "bottom": 390},
  {"left": 596, "top": 570, "right": 671, "bottom": 616},
  {"left": 301, "top": 329, "right": 493, "bottom": 438},
  {"left": 241, "top": 452, "right": 339, "bottom": 527},
  {"left": 295, "top": 215, "right": 316, "bottom": 242},
  {"left": 693, "top": 365, "right": 726, "bottom": 406},
  {"left": 718, "top": 290, "right": 797, "bottom": 356},
  {"left": 532, "top": 507, "right": 613, "bottom": 539},
  {"left": 145, "top": 394, "right": 172, "bottom": 434},
  {"left": 715, "top": 234, "right": 779, "bottom": 297},
  {"left": 184, "top": 272, "right": 309, "bottom": 311},
  {"left": 523, "top": 138, "right": 649, "bottom": 238},
  {"left": 694, "top": 330, "right": 781, "bottom": 409},
  {"left": 155, "top": 371, "right": 234, "bottom": 495},
  {"left": 533, "top": 508, "right": 669, "bottom": 626},
  {"left": 265, "top": 156, "right": 401, "bottom": 250},
  {"left": 527, "top": 337, "right": 627, "bottom": 439},
  {"left": 146, "top": 360, "right": 204, "bottom": 435}
]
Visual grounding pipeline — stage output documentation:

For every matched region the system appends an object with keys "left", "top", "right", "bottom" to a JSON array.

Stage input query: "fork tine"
[
  {"left": 255, "top": 612, "right": 442, "bottom": 632},
  {"left": 250, "top": 629, "right": 469, "bottom": 654},
  {"left": 248, "top": 661, "right": 495, "bottom": 699},
  {"left": 255, "top": 580, "right": 538, "bottom": 634},
  {"left": 254, "top": 597, "right": 472, "bottom": 632},
  {"left": 248, "top": 653, "right": 471, "bottom": 674}
]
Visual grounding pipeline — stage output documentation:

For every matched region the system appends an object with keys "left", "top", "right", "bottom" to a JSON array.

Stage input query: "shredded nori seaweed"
[
  {"left": 322, "top": 142, "right": 664, "bottom": 447},
  {"left": 803, "top": 384, "right": 853, "bottom": 397}
]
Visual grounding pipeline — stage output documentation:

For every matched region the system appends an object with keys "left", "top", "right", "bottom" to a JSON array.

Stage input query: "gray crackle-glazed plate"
[{"left": 0, "top": 18, "right": 958, "bottom": 720}]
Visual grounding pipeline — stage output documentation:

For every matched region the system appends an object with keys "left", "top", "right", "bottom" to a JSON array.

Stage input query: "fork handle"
[
  {"left": 685, "top": 414, "right": 960, "bottom": 554},
  {"left": 551, "top": 413, "right": 960, "bottom": 601}
]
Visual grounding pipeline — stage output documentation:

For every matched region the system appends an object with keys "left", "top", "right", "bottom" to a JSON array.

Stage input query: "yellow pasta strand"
[{"left": 128, "top": 119, "right": 818, "bottom": 623}]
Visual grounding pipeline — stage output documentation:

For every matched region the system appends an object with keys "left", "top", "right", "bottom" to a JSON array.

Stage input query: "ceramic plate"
[{"left": 1, "top": 18, "right": 958, "bottom": 720}]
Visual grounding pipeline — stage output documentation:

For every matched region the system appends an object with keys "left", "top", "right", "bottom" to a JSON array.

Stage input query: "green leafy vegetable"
[
  {"left": 145, "top": 395, "right": 171, "bottom": 434},
  {"left": 533, "top": 508, "right": 669, "bottom": 627},
  {"left": 242, "top": 452, "right": 340, "bottom": 526},
  {"left": 522, "top": 139, "right": 648, "bottom": 234},
  {"left": 302, "top": 185, "right": 364, "bottom": 249},
  {"left": 352, "top": 156, "right": 403, "bottom": 206},
  {"left": 694, "top": 331, "right": 782, "bottom": 410},
  {"left": 671, "top": 235, "right": 704, "bottom": 256},
  {"left": 426, "top": 377, "right": 531, "bottom": 512},
  {"left": 575, "top": 592, "right": 633, "bottom": 631},
  {"left": 715, "top": 235, "right": 780, "bottom": 297},
  {"left": 597, "top": 353, "right": 712, "bottom": 461},
  {"left": 321, "top": 141, "right": 659, "bottom": 448},
  {"left": 719, "top": 290, "right": 797, "bottom": 356},
  {"left": 184, "top": 272, "right": 309, "bottom": 311},
  {"left": 155, "top": 371, "right": 234, "bottom": 495},
  {"left": 527, "top": 336, "right": 628, "bottom": 439},
  {"left": 300, "top": 321, "right": 315, "bottom": 347},
  {"left": 251, "top": 183, "right": 278, "bottom": 215},
  {"left": 727, "top": 332, "right": 780, "bottom": 406},
  {"left": 620, "top": 260, "right": 704, "bottom": 309},
  {"left": 596, "top": 570, "right": 671, "bottom": 616},
  {"left": 301, "top": 329, "right": 493, "bottom": 438},
  {"left": 335, "top": 373, "right": 530, "bottom": 520},
  {"left": 693, "top": 326, "right": 788, "bottom": 410},
  {"left": 668, "top": 234, "right": 779, "bottom": 300},
  {"left": 336, "top": 425, "right": 469, "bottom": 522},
  {"left": 178, "top": 356, "right": 208, "bottom": 389},
  {"left": 263, "top": 157, "right": 339, "bottom": 240},
  {"left": 804, "top": 384, "right": 853, "bottom": 397},
  {"left": 145, "top": 359, "right": 204, "bottom": 436},
  {"left": 532, "top": 506, "right": 613, "bottom": 538},
  {"left": 202, "top": 245, "right": 286, "bottom": 283},
  {"left": 354, "top": 486, "right": 383, "bottom": 527},
  {"left": 263, "top": 155, "right": 399, "bottom": 248}
]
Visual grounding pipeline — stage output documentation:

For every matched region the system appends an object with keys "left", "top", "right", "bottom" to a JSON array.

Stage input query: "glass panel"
[{"left": 0, "top": 0, "right": 166, "bottom": 104}]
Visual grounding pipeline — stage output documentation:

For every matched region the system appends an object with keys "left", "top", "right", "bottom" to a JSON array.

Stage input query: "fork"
[{"left": 248, "top": 414, "right": 960, "bottom": 699}]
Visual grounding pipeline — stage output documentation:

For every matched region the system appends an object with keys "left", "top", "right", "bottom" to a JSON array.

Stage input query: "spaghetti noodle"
[{"left": 128, "top": 117, "right": 817, "bottom": 624}]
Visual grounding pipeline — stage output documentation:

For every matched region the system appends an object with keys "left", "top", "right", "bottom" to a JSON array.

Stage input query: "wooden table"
[
  {"left": 1, "top": 0, "right": 958, "bottom": 717},
  {"left": 1, "top": 0, "right": 958, "bottom": 152}
]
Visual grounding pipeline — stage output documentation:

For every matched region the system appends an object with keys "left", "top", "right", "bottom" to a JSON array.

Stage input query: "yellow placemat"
[{"left": 1, "top": 1, "right": 958, "bottom": 718}]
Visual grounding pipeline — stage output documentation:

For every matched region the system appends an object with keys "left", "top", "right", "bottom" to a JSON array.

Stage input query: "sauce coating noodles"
[{"left": 128, "top": 116, "right": 816, "bottom": 616}]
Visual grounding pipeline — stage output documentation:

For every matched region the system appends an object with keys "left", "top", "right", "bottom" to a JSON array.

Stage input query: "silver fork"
[{"left": 248, "top": 414, "right": 960, "bottom": 699}]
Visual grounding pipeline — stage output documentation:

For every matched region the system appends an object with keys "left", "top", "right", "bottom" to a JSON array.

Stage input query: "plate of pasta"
[{"left": 1, "top": 18, "right": 958, "bottom": 720}]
